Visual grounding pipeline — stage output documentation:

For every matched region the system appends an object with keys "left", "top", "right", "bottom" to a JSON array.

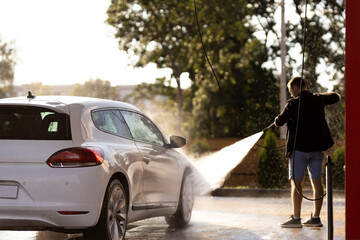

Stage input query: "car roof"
[{"left": 0, "top": 95, "right": 142, "bottom": 113}]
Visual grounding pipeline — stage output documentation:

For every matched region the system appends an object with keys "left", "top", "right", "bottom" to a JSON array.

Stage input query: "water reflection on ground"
[
  {"left": 0, "top": 196, "right": 345, "bottom": 240},
  {"left": 0, "top": 231, "right": 82, "bottom": 240}
]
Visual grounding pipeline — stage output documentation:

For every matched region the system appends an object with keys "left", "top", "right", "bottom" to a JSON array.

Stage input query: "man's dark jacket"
[{"left": 275, "top": 91, "right": 340, "bottom": 156}]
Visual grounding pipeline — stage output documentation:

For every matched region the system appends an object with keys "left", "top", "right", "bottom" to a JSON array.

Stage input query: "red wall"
[{"left": 346, "top": 0, "right": 360, "bottom": 238}]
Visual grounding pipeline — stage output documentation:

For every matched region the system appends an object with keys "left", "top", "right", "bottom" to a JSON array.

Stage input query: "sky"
[
  {"left": 0, "top": 0, "right": 177, "bottom": 87},
  {"left": 0, "top": 0, "right": 335, "bottom": 90}
]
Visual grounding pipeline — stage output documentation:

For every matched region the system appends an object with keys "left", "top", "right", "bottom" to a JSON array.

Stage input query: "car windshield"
[{"left": 0, "top": 106, "right": 71, "bottom": 140}]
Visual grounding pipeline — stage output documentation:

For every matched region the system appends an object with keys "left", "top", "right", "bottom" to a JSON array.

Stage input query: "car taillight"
[{"left": 46, "top": 147, "right": 104, "bottom": 168}]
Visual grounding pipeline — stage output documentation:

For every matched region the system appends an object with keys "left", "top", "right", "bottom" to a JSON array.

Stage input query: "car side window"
[
  {"left": 120, "top": 111, "right": 164, "bottom": 146},
  {"left": 92, "top": 109, "right": 132, "bottom": 138}
]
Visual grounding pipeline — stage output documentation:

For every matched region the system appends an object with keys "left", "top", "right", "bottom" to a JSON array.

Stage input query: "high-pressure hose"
[
  {"left": 193, "top": 0, "right": 327, "bottom": 201},
  {"left": 291, "top": 0, "right": 326, "bottom": 202},
  {"left": 254, "top": 123, "right": 286, "bottom": 150},
  {"left": 260, "top": 1, "right": 326, "bottom": 202},
  {"left": 194, "top": 0, "right": 284, "bottom": 150}
]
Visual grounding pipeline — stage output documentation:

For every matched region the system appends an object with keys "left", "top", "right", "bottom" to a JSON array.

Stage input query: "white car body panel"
[{"left": 0, "top": 96, "right": 190, "bottom": 231}]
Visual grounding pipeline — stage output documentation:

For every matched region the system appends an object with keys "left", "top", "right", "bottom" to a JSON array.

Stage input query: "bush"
[
  {"left": 332, "top": 146, "right": 345, "bottom": 190},
  {"left": 258, "top": 130, "right": 288, "bottom": 188},
  {"left": 190, "top": 138, "right": 209, "bottom": 157}
]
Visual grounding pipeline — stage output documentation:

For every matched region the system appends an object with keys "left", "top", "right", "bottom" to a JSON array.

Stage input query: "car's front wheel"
[
  {"left": 165, "top": 171, "right": 194, "bottom": 227},
  {"left": 84, "top": 179, "right": 128, "bottom": 240}
]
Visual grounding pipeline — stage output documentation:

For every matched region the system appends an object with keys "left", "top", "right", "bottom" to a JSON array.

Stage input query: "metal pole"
[
  {"left": 326, "top": 155, "right": 333, "bottom": 240},
  {"left": 280, "top": 0, "right": 287, "bottom": 140}
]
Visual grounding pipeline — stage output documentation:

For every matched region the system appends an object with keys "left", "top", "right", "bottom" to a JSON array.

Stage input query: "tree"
[
  {"left": 107, "top": 1, "right": 344, "bottom": 139},
  {"left": 107, "top": 0, "right": 197, "bottom": 127},
  {"left": 235, "top": 0, "right": 345, "bottom": 138},
  {"left": 289, "top": 0, "right": 345, "bottom": 92},
  {"left": 24, "top": 82, "right": 54, "bottom": 95},
  {"left": 258, "top": 130, "right": 288, "bottom": 188},
  {"left": 332, "top": 145, "right": 345, "bottom": 190},
  {"left": 72, "top": 79, "right": 117, "bottom": 100},
  {"left": 250, "top": 1, "right": 345, "bottom": 93},
  {"left": 0, "top": 38, "right": 16, "bottom": 98},
  {"left": 327, "top": 82, "right": 344, "bottom": 139},
  {"left": 123, "top": 77, "right": 186, "bottom": 136},
  {"left": 107, "top": 0, "right": 280, "bottom": 138},
  {"left": 189, "top": 37, "right": 279, "bottom": 138},
  {"left": 290, "top": 0, "right": 345, "bottom": 138}
]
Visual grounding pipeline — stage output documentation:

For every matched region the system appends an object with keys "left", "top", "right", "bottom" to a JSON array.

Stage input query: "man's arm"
[
  {"left": 321, "top": 92, "right": 341, "bottom": 105},
  {"left": 274, "top": 100, "right": 293, "bottom": 127}
]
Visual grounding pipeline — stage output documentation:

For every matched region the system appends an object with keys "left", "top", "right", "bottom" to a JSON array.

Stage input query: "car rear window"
[{"left": 0, "top": 106, "right": 72, "bottom": 140}]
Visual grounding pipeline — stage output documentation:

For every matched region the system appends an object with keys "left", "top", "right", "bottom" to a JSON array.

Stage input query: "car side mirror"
[{"left": 168, "top": 135, "right": 186, "bottom": 148}]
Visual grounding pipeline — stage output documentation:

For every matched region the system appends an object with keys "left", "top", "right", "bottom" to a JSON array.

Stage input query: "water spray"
[
  {"left": 191, "top": 131, "right": 264, "bottom": 195},
  {"left": 190, "top": 123, "right": 281, "bottom": 195}
]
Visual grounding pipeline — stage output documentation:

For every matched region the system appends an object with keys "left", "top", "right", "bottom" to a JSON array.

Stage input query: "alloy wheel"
[{"left": 107, "top": 184, "right": 127, "bottom": 240}]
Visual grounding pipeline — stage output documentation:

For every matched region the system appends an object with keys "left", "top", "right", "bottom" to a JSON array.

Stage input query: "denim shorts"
[{"left": 289, "top": 150, "right": 325, "bottom": 180}]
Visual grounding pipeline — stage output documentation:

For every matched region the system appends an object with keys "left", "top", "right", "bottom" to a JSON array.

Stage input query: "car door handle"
[{"left": 142, "top": 156, "right": 151, "bottom": 164}]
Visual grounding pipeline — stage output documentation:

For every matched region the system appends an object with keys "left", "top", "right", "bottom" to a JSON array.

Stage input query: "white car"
[{"left": 0, "top": 94, "right": 194, "bottom": 240}]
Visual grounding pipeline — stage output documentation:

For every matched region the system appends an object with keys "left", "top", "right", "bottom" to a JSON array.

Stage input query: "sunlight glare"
[{"left": 0, "top": 231, "right": 37, "bottom": 240}]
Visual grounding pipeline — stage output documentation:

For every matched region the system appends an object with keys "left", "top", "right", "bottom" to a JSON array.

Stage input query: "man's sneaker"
[
  {"left": 280, "top": 215, "right": 302, "bottom": 228},
  {"left": 302, "top": 214, "right": 323, "bottom": 227}
]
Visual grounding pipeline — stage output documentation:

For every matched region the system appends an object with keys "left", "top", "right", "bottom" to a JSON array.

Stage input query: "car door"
[
  {"left": 91, "top": 109, "right": 145, "bottom": 206},
  {"left": 120, "top": 110, "right": 181, "bottom": 208}
]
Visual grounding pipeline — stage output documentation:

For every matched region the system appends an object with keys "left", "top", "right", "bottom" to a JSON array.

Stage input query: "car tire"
[
  {"left": 165, "top": 171, "right": 194, "bottom": 228},
  {"left": 83, "top": 179, "right": 128, "bottom": 240}
]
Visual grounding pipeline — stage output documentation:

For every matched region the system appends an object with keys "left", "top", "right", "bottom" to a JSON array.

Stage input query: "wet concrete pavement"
[{"left": 0, "top": 195, "right": 345, "bottom": 240}]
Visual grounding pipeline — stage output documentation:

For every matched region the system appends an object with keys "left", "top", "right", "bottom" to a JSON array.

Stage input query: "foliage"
[
  {"left": 107, "top": 0, "right": 279, "bottom": 138},
  {"left": 123, "top": 78, "right": 184, "bottom": 136},
  {"left": 190, "top": 138, "right": 209, "bottom": 157},
  {"left": 106, "top": 0, "right": 345, "bottom": 139},
  {"left": 250, "top": 0, "right": 345, "bottom": 93},
  {"left": 107, "top": 0, "right": 199, "bottom": 123},
  {"left": 250, "top": 1, "right": 345, "bottom": 140},
  {"left": 258, "top": 130, "right": 288, "bottom": 189},
  {"left": 0, "top": 38, "right": 16, "bottom": 98},
  {"left": 72, "top": 79, "right": 117, "bottom": 100},
  {"left": 289, "top": 0, "right": 345, "bottom": 92},
  {"left": 327, "top": 82, "right": 345, "bottom": 139},
  {"left": 332, "top": 145, "right": 345, "bottom": 190}
]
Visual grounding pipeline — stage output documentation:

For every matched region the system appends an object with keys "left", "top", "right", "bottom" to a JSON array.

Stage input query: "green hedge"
[
  {"left": 332, "top": 146, "right": 345, "bottom": 190},
  {"left": 258, "top": 130, "right": 288, "bottom": 189}
]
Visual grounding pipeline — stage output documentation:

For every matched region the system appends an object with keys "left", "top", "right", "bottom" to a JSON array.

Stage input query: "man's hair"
[{"left": 287, "top": 76, "right": 307, "bottom": 90}]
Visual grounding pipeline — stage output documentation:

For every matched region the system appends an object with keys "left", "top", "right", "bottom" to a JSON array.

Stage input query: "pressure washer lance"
[
  {"left": 262, "top": 123, "right": 275, "bottom": 132},
  {"left": 254, "top": 123, "right": 285, "bottom": 150}
]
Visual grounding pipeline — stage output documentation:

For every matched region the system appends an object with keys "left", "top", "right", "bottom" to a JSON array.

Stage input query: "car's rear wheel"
[
  {"left": 165, "top": 172, "right": 194, "bottom": 227},
  {"left": 83, "top": 179, "right": 128, "bottom": 240}
]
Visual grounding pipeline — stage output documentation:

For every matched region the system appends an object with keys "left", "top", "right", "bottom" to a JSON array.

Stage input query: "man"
[{"left": 274, "top": 76, "right": 341, "bottom": 228}]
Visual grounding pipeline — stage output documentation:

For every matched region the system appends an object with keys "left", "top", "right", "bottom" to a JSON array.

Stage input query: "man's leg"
[
  {"left": 280, "top": 151, "right": 307, "bottom": 228},
  {"left": 292, "top": 180, "right": 304, "bottom": 218},
  {"left": 307, "top": 151, "right": 325, "bottom": 217},
  {"left": 302, "top": 151, "right": 324, "bottom": 227},
  {"left": 310, "top": 179, "right": 324, "bottom": 217}
]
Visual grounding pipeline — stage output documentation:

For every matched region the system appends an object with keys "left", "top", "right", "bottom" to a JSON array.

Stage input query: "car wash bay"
[{"left": 0, "top": 195, "right": 345, "bottom": 240}]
